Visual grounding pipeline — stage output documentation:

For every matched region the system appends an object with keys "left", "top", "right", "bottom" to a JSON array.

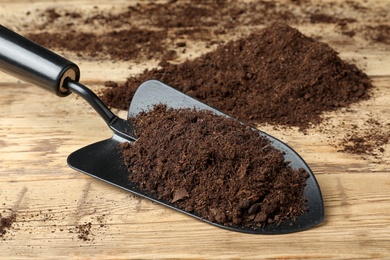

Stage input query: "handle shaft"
[
  {"left": 0, "top": 25, "right": 80, "bottom": 97},
  {"left": 66, "top": 79, "right": 116, "bottom": 124},
  {"left": 0, "top": 25, "right": 135, "bottom": 141}
]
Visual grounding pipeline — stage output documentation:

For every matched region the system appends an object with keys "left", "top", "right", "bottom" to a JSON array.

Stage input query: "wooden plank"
[
  {"left": 0, "top": 0, "right": 390, "bottom": 259},
  {"left": 1, "top": 174, "right": 390, "bottom": 259}
]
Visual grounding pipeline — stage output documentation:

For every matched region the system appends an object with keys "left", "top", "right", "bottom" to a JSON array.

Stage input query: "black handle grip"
[{"left": 0, "top": 25, "right": 80, "bottom": 97}]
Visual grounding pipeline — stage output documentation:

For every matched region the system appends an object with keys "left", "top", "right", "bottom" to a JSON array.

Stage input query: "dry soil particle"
[
  {"left": 0, "top": 213, "right": 16, "bottom": 239},
  {"left": 69, "top": 222, "right": 93, "bottom": 241},
  {"left": 102, "top": 23, "right": 373, "bottom": 130},
  {"left": 122, "top": 105, "right": 308, "bottom": 228}
]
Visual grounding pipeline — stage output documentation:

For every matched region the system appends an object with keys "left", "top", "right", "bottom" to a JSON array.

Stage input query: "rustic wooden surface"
[{"left": 1, "top": 0, "right": 390, "bottom": 259}]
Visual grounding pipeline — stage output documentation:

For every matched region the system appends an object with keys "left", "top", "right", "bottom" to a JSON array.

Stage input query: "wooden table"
[{"left": 1, "top": 0, "right": 389, "bottom": 259}]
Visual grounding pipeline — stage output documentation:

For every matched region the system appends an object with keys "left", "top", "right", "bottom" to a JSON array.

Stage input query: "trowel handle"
[{"left": 0, "top": 25, "right": 80, "bottom": 97}]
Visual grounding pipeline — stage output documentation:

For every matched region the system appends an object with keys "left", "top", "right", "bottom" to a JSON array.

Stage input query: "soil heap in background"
[
  {"left": 24, "top": 0, "right": 302, "bottom": 61},
  {"left": 24, "top": 0, "right": 390, "bottom": 56},
  {"left": 102, "top": 23, "right": 373, "bottom": 129},
  {"left": 122, "top": 105, "right": 309, "bottom": 228}
]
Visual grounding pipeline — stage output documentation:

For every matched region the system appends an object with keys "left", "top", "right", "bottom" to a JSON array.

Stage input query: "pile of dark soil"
[
  {"left": 102, "top": 23, "right": 373, "bottom": 129},
  {"left": 122, "top": 105, "right": 308, "bottom": 228},
  {"left": 20, "top": 1, "right": 385, "bottom": 155}
]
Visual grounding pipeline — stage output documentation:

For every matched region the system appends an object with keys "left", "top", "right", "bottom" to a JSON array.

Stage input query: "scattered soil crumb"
[
  {"left": 338, "top": 119, "right": 389, "bottom": 157},
  {"left": 0, "top": 213, "right": 16, "bottom": 239},
  {"left": 69, "top": 222, "right": 93, "bottom": 241}
]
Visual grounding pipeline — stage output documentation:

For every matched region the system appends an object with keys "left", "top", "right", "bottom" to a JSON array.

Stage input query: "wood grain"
[{"left": 1, "top": 0, "right": 390, "bottom": 259}]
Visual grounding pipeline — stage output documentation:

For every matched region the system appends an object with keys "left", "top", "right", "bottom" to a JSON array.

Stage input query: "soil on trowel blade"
[{"left": 121, "top": 105, "right": 309, "bottom": 228}]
